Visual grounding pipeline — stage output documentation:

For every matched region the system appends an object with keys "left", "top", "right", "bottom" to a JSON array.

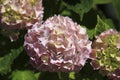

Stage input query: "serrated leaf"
[
  {"left": 0, "top": 47, "right": 23, "bottom": 74},
  {"left": 95, "top": 15, "right": 112, "bottom": 36},
  {"left": 87, "top": 28, "right": 95, "bottom": 39},
  {"left": 87, "top": 16, "right": 113, "bottom": 39},
  {"left": 11, "top": 70, "right": 37, "bottom": 80},
  {"left": 103, "top": 19, "right": 115, "bottom": 28},
  {"left": 62, "top": 0, "right": 93, "bottom": 21},
  {"left": 93, "top": 0, "right": 112, "bottom": 4}
]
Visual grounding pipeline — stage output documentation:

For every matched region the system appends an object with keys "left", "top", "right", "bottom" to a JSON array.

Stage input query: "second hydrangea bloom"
[
  {"left": 90, "top": 29, "right": 120, "bottom": 79},
  {"left": 0, "top": 0, "right": 43, "bottom": 29},
  {"left": 24, "top": 15, "right": 92, "bottom": 72},
  {"left": 0, "top": 0, "right": 44, "bottom": 41}
]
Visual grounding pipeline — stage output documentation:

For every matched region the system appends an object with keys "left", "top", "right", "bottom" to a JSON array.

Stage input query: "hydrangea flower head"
[
  {"left": 90, "top": 29, "right": 120, "bottom": 79},
  {"left": 0, "top": 0, "right": 43, "bottom": 29},
  {"left": 24, "top": 15, "right": 92, "bottom": 72}
]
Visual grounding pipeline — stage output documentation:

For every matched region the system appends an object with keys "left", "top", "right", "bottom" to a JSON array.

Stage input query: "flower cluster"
[
  {"left": 1, "top": 0, "right": 120, "bottom": 79},
  {"left": 24, "top": 15, "right": 92, "bottom": 72},
  {"left": 90, "top": 29, "right": 120, "bottom": 79},
  {"left": 0, "top": 0, "right": 43, "bottom": 29}
]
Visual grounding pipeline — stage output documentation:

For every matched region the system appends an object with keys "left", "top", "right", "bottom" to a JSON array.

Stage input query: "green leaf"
[
  {"left": 93, "top": 0, "right": 112, "bottom": 4},
  {"left": 11, "top": 70, "right": 37, "bottom": 80},
  {"left": 69, "top": 72, "right": 75, "bottom": 80},
  {"left": 95, "top": 15, "right": 112, "bottom": 35},
  {"left": 112, "top": 0, "right": 120, "bottom": 21},
  {"left": 103, "top": 19, "right": 115, "bottom": 28},
  {"left": 34, "top": 72, "right": 41, "bottom": 80},
  {"left": 87, "top": 28, "right": 95, "bottom": 40},
  {"left": 62, "top": 0, "right": 93, "bottom": 21},
  {"left": 0, "top": 47, "right": 23, "bottom": 74},
  {"left": 87, "top": 16, "right": 113, "bottom": 39},
  {"left": 61, "top": 9, "right": 72, "bottom": 16}
]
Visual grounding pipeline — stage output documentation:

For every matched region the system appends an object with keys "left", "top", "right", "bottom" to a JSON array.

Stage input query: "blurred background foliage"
[{"left": 0, "top": 0, "right": 120, "bottom": 80}]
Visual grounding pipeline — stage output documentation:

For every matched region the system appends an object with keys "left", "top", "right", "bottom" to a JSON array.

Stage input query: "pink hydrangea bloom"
[
  {"left": 0, "top": 0, "right": 43, "bottom": 30},
  {"left": 24, "top": 15, "right": 92, "bottom": 72}
]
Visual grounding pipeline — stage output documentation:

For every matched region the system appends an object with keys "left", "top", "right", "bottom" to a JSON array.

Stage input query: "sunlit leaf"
[
  {"left": 11, "top": 70, "right": 37, "bottom": 80},
  {"left": 0, "top": 47, "right": 23, "bottom": 74},
  {"left": 103, "top": 19, "right": 115, "bottom": 28},
  {"left": 95, "top": 15, "right": 112, "bottom": 35},
  {"left": 69, "top": 72, "right": 75, "bottom": 80},
  {"left": 87, "top": 28, "right": 95, "bottom": 39}
]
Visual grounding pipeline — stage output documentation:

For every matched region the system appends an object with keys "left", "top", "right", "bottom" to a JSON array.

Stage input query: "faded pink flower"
[
  {"left": 0, "top": 0, "right": 43, "bottom": 30},
  {"left": 24, "top": 15, "right": 92, "bottom": 72},
  {"left": 90, "top": 29, "right": 120, "bottom": 80}
]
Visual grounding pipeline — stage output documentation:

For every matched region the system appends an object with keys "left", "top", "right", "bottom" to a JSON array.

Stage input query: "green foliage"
[
  {"left": 0, "top": 0, "right": 120, "bottom": 80},
  {"left": 11, "top": 70, "right": 37, "bottom": 80},
  {"left": 93, "top": 0, "right": 112, "bottom": 4},
  {"left": 94, "top": 16, "right": 112, "bottom": 35},
  {"left": 62, "top": 0, "right": 93, "bottom": 21},
  {"left": 69, "top": 72, "right": 75, "bottom": 80},
  {"left": 87, "top": 15, "right": 114, "bottom": 39},
  {"left": 0, "top": 47, "right": 23, "bottom": 74},
  {"left": 34, "top": 72, "right": 41, "bottom": 80},
  {"left": 112, "top": 0, "right": 120, "bottom": 21},
  {"left": 104, "top": 18, "right": 115, "bottom": 28}
]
